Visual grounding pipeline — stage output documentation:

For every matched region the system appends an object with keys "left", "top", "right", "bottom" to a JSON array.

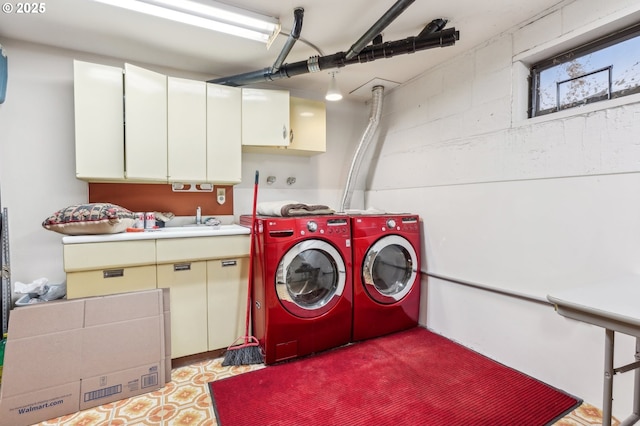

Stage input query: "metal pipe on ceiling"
[
  {"left": 208, "top": 27, "right": 459, "bottom": 87},
  {"left": 344, "top": 0, "right": 415, "bottom": 60},
  {"left": 271, "top": 7, "right": 304, "bottom": 74},
  {"left": 417, "top": 18, "right": 448, "bottom": 38}
]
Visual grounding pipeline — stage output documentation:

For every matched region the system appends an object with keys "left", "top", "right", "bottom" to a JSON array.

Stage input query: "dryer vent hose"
[{"left": 339, "top": 85, "right": 385, "bottom": 212}]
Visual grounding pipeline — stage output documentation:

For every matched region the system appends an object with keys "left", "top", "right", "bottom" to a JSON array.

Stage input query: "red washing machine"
[
  {"left": 350, "top": 214, "right": 421, "bottom": 342},
  {"left": 241, "top": 215, "right": 353, "bottom": 365}
]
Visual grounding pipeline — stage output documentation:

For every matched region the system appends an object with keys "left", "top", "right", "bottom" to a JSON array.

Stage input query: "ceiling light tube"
[{"left": 93, "top": 0, "right": 280, "bottom": 45}]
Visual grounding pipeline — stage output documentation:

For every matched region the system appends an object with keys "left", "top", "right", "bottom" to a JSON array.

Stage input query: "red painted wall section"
[{"left": 88, "top": 183, "right": 234, "bottom": 216}]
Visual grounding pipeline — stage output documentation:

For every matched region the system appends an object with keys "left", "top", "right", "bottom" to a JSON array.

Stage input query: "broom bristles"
[
  {"left": 221, "top": 336, "right": 264, "bottom": 366},
  {"left": 222, "top": 345, "right": 264, "bottom": 366}
]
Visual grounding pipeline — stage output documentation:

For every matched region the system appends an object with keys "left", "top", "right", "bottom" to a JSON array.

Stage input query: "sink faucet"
[{"left": 196, "top": 206, "right": 202, "bottom": 225}]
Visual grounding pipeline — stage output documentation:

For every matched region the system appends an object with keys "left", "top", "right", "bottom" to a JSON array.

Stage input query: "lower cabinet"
[
  {"left": 207, "top": 257, "right": 249, "bottom": 351},
  {"left": 157, "top": 261, "right": 209, "bottom": 358},
  {"left": 64, "top": 235, "right": 250, "bottom": 359},
  {"left": 156, "top": 257, "right": 249, "bottom": 358}
]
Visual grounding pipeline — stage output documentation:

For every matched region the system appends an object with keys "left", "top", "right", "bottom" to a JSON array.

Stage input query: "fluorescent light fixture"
[
  {"left": 325, "top": 72, "right": 343, "bottom": 101},
  {"left": 93, "top": 0, "right": 281, "bottom": 45}
]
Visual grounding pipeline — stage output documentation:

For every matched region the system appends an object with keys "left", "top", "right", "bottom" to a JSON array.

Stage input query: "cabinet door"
[
  {"left": 206, "top": 83, "right": 242, "bottom": 183},
  {"left": 157, "top": 261, "right": 208, "bottom": 358},
  {"left": 124, "top": 63, "right": 167, "bottom": 181},
  {"left": 207, "top": 257, "right": 249, "bottom": 351},
  {"left": 73, "top": 60, "right": 124, "bottom": 180},
  {"left": 289, "top": 97, "right": 327, "bottom": 154},
  {"left": 168, "top": 77, "right": 206, "bottom": 182},
  {"left": 241, "top": 88, "right": 290, "bottom": 146}
]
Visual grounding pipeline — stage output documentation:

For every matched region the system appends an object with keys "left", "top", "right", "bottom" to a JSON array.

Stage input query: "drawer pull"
[
  {"left": 174, "top": 263, "right": 191, "bottom": 271},
  {"left": 221, "top": 260, "right": 237, "bottom": 267},
  {"left": 103, "top": 269, "right": 124, "bottom": 278}
]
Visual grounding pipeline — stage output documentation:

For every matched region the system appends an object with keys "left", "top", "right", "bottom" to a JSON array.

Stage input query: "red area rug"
[{"left": 209, "top": 327, "right": 581, "bottom": 426}]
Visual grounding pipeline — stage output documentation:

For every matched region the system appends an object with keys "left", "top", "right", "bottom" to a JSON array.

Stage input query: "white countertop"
[
  {"left": 62, "top": 224, "right": 250, "bottom": 244},
  {"left": 547, "top": 276, "right": 640, "bottom": 328}
]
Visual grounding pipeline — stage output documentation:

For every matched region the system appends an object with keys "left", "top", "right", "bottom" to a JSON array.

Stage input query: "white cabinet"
[
  {"left": 241, "top": 88, "right": 289, "bottom": 147},
  {"left": 242, "top": 96, "right": 327, "bottom": 156},
  {"left": 168, "top": 77, "right": 206, "bottom": 182},
  {"left": 207, "top": 258, "right": 249, "bottom": 350},
  {"left": 73, "top": 60, "right": 125, "bottom": 181},
  {"left": 64, "top": 234, "right": 250, "bottom": 359},
  {"left": 288, "top": 97, "right": 327, "bottom": 155},
  {"left": 157, "top": 261, "right": 209, "bottom": 358},
  {"left": 124, "top": 63, "right": 168, "bottom": 181},
  {"left": 207, "top": 83, "right": 242, "bottom": 184}
]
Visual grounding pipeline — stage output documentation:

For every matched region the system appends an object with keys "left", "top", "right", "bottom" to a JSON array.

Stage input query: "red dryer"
[
  {"left": 241, "top": 215, "right": 353, "bottom": 365},
  {"left": 350, "top": 214, "right": 421, "bottom": 342}
]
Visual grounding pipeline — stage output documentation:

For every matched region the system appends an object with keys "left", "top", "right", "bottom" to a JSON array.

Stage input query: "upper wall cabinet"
[
  {"left": 241, "top": 88, "right": 290, "bottom": 147},
  {"left": 74, "top": 61, "right": 168, "bottom": 183},
  {"left": 73, "top": 60, "right": 125, "bottom": 181},
  {"left": 207, "top": 83, "right": 242, "bottom": 184},
  {"left": 124, "top": 64, "right": 168, "bottom": 182},
  {"left": 167, "top": 77, "right": 206, "bottom": 182},
  {"left": 242, "top": 96, "right": 327, "bottom": 156},
  {"left": 288, "top": 97, "right": 326, "bottom": 155}
]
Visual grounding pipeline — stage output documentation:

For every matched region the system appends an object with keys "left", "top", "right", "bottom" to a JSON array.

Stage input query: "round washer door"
[
  {"left": 362, "top": 235, "right": 418, "bottom": 304},
  {"left": 276, "top": 239, "right": 347, "bottom": 318}
]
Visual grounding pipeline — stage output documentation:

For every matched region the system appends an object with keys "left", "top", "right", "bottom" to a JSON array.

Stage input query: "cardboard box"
[{"left": 0, "top": 289, "right": 169, "bottom": 426}]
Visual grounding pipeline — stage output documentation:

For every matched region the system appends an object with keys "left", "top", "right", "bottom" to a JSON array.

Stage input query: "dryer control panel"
[{"left": 351, "top": 214, "right": 420, "bottom": 238}]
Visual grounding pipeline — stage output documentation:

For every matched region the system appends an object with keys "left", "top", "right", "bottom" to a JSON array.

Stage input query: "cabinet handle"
[
  {"left": 221, "top": 260, "right": 237, "bottom": 267},
  {"left": 282, "top": 125, "right": 287, "bottom": 140},
  {"left": 290, "top": 129, "right": 294, "bottom": 143},
  {"left": 103, "top": 269, "right": 124, "bottom": 278},
  {"left": 174, "top": 263, "right": 191, "bottom": 271}
]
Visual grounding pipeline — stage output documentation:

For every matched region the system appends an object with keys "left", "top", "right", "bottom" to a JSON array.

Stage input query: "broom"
[{"left": 222, "top": 170, "right": 264, "bottom": 366}]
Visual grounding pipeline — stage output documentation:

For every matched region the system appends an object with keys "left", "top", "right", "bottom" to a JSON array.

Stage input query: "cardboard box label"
[
  {"left": 0, "top": 382, "right": 79, "bottom": 426},
  {"left": 0, "top": 289, "right": 167, "bottom": 426}
]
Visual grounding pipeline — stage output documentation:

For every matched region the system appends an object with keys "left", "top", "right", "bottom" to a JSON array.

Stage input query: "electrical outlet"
[{"left": 217, "top": 188, "right": 226, "bottom": 205}]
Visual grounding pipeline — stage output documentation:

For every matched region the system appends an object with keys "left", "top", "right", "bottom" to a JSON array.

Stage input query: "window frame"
[{"left": 529, "top": 23, "right": 640, "bottom": 118}]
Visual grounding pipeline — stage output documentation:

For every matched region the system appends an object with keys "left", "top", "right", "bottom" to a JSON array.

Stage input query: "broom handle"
[{"left": 244, "top": 170, "right": 259, "bottom": 340}]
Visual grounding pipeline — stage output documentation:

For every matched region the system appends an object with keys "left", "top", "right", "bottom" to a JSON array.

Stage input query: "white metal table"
[{"left": 548, "top": 281, "right": 640, "bottom": 426}]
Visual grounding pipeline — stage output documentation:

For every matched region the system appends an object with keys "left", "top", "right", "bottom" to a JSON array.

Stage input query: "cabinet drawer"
[
  {"left": 64, "top": 240, "right": 156, "bottom": 272},
  {"left": 66, "top": 265, "right": 157, "bottom": 299},
  {"left": 156, "top": 235, "right": 249, "bottom": 263}
]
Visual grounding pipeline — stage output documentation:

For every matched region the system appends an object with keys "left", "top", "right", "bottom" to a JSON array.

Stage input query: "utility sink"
[
  {"left": 159, "top": 225, "right": 221, "bottom": 232},
  {"left": 157, "top": 224, "right": 249, "bottom": 234}
]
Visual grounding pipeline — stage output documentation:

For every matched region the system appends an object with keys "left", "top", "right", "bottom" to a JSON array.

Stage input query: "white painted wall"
[
  {"left": 3, "top": 0, "right": 640, "bottom": 419},
  {"left": 368, "top": 0, "right": 640, "bottom": 419},
  {"left": 0, "top": 39, "right": 367, "bottom": 293}
]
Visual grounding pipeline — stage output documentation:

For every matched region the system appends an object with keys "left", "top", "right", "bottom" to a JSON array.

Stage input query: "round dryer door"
[
  {"left": 276, "top": 239, "right": 347, "bottom": 318},
  {"left": 362, "top": 235, "right": 418, "bottom": 304}
]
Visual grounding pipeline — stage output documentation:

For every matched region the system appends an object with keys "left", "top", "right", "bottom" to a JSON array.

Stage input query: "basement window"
[{"left": 529, "top": 23, "right": 640, "bottom": 117}]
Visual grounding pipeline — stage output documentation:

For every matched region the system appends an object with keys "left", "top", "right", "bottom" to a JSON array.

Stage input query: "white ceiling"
[{"left": 0, "top": 0, "right": 564, "bottom": 101}]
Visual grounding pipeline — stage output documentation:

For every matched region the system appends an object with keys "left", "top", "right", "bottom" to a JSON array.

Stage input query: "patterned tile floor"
[{"left": 36, "top": 357, "right": 617, "bottom": 426}]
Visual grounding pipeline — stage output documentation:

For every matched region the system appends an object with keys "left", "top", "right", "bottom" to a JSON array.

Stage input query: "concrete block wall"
[{"left": 366, "top": 0, "right": 640, "bottom": 418}]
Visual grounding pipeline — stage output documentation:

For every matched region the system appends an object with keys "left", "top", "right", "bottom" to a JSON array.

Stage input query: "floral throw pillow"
[{"left": 42, "top": 203, "right": 135, "bottom": 235}]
